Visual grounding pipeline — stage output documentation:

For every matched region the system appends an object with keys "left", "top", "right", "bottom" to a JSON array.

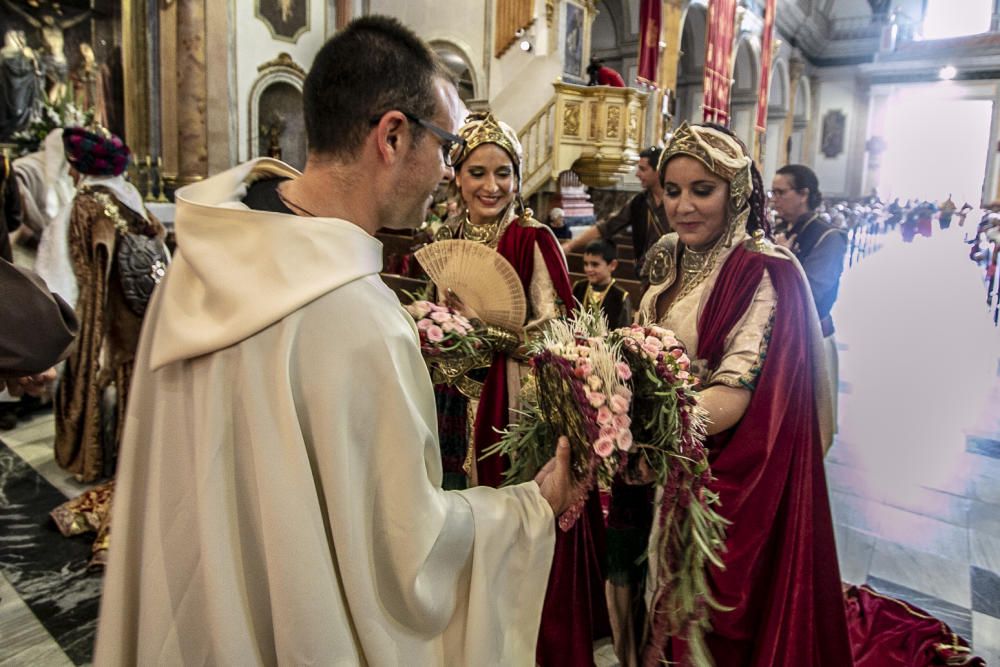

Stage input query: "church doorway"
[{"left": 880, "top": 85, "right": 993, "bottom": 207}]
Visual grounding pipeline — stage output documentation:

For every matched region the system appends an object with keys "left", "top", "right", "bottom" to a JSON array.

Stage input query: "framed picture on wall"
[
  {"left": 256, "top": 0, "right": 310, "bottom": 43},
  {"left": 563, "top": 1, "right": 585, "bottom": 82},
  {"left": 821, "top": 110, "right": 846, "bottom": 159}
]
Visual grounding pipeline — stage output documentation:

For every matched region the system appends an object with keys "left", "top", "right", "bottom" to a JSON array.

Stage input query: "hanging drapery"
[
  {"left": 494, "top": 0, "right": 535, "bottom": 57},
  {"left": 702, "top": 0, "right": 738, "bottom": 125},
  {"left": 755, "top": 0, "right": 778, "bottom": 133},
  {"left": 636, "top": 0, "right": 662, "bottom": 87}
]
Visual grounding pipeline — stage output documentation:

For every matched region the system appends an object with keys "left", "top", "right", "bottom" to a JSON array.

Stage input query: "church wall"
[
  {"left": 231, "top": 0, "right": 330, "bottom": 164},
  {"left": 811, "top": 67, "right": 869, "bottom": 198}
]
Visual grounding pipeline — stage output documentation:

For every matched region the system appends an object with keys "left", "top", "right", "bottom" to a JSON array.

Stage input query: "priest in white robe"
[{"left": 95, "top": 16, "right": 572, "bottom": 666}]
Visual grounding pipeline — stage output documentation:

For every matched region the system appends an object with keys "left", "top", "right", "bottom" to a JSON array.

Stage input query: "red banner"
[
  {"left": 755, "top": 0, "right": 778, "bottom": 131},
  {"left": 702, "top": 0, "right": 738, "bottom": 125},
  {"left": 636, "top": 0, "right": 662, "bottom": 87}
]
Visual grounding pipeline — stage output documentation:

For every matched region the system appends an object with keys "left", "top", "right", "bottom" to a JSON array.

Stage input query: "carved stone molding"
[
  {"left": 257, "top": 52, "right": 307, "bottom": 78},
  {"left": 249, "top": 56, "right": 306, "bottom": 162}
]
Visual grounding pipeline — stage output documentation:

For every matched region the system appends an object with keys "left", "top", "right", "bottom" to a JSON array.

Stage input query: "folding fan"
[{"left": 414, "top": 240, "right": 527, "bottom": 330}]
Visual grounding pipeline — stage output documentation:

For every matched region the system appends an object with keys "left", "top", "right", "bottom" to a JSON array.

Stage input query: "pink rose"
[
  {"left": 431, "top": 311, "right": 452, "bottom": 323},
  {"left": 600, "top": 426, "right": 617, "bottom": 441},
  {"left": 616, "top": 362, "right": 632, "bottom": 381},
  {"left": 426, "top": 325, "right": 445, "bottom": 342},
  {"left": 596, "top": 405, "right": 614, "bottom": 426},
  {"left": 649, "top": 325, "right": 669, "bottom": 338},
  {"left": 677, "top": 370, "right": 690, "bottom": 380},
  {"left": 609, "top": 394, "right": 629, "bottom": 415},
  {"left": 574, "top": 363, "right": 593, "bottom": 379},
  {"left": 441, "top": 321, "right": 456, "bottom": 333},
  {"left": 613, "top": 414, "right": 630, "bottom": 431},
  {"left": 618, "top": 387, "right": 632, "bottom": 402},
  {"left": 616, "top": 429, "right": 633, "bottom": 451},
  {"left": 594, "top": 436, "right": 615, "bottom": 458},
  {"left": 587, "top": 391, "right": 606, "bottom": 408},
  {"left": 644, "top": 335, "right": 664, "bottom": 350},
  {"left": 642, "top": 342, "right": 662, "bottom": 358},
  {"left": 416, "top": 318, "right": 434, "bottom": 331},
  {"left": 429, "top": 303, "right": 448, "bottom": 313},
  {"left": 407, "top": 301, "right": 432, "bottom": 319}
]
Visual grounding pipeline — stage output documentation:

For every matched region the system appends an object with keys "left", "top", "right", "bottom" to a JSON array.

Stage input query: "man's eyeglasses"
[
  {"left": 370, "top": 111, "right": 466, "bottom": 167},
  {"left": 769, "top": 187, "right": 805, "bottom": 198}
]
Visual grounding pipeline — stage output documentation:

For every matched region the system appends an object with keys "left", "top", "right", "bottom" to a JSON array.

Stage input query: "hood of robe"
[{"left": 147, "top": 158, "right": 384, "bottom": 370}]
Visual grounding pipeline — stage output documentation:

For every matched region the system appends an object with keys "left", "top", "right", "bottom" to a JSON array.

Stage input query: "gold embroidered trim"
[{"left": 87, "top": 190, "right": 129, "bottom": 233}]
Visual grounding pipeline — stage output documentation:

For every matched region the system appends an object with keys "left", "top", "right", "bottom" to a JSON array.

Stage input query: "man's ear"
[
  {"left": 374, "top": 111, "right": 407, "bottom": 163},
  {"left": 609, "top": 259, "right": 618, "bottom": 272}
]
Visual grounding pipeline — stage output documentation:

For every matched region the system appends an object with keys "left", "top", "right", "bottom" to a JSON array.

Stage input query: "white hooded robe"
[{"left": 94, "top": 159, "right": 556, "bottom": 666}]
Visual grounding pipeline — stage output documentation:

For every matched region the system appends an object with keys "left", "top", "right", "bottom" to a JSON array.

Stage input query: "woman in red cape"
[
  {"left": 445, "top": 111, "right": 610, "bottom": 666},
  {"left": 636, "top": 123, "right": 979, "bottom": 666}
]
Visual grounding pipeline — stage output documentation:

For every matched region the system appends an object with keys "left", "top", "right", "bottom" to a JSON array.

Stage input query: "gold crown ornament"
[
  {"left": 456, "top": 111, "right": 523, "bottom": 173},
  {"left": 659, "top": 122, "right": 753, "bottom": 213}
]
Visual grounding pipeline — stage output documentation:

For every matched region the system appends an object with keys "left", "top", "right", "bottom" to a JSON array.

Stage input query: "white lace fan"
[{"left": 414, "top": 240, "right": 527, "bottom": 330}]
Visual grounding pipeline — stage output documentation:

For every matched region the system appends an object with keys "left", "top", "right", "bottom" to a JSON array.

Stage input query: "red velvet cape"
[
  {"left": 472, "top": 220, "right": 611, "bottom": 666},
  {"left": 645, "top": 244, "right": 854, "bottom": 666}
]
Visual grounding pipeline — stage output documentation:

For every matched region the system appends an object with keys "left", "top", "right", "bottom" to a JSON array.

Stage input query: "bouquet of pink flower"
[
  {"left": 608, "top": 324, "right": 726, "bottom": 667},
  {"left": 404, "top": 300, "right": 486, "bottom": 358},
  {"left": 487, "top": 313, "right": 633, "bottom": 531}
]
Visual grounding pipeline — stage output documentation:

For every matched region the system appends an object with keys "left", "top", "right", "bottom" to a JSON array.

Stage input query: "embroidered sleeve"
[
  {"left": 523, "top": 242, "right": 563, "bottom": 334},
  {"left": 706, "top": 271, "right": 777, "bottom": 391}
]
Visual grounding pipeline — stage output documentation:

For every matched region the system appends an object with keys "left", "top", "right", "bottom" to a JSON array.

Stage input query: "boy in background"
[{"left": 572, "top": 239, "right": 633, "bottom": 328}]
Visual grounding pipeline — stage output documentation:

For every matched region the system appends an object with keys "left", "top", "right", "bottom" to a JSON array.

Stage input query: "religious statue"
[
  {"left": 263, "top": 112, "right": 285, "bottom": 160},
  {"left": 71, "top": 43, "right": 107, "bottom": 127},
  {"left": 3, "top": 0, "right": 91, "bottom": 104},
  {"left": 0, "top": 29, "right": 42, "bottom": 140}
]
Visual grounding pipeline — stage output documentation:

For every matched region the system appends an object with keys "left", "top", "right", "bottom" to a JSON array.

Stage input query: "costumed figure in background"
[
  {"left": 50, "top": 127, "right": 167, "bottom": 567},
  {"left": 438, "top": 111, "right": 610, "bottom": 665},
  {"left": 11, "top": 126, "right": 75, "bottom": 248},
  {"left": 771, "top": 164, "right": 847, "bottom": 430},
  {"left": 3, "top": 0, "right": 91, "bottom": 104},
  {"left": 71, "top": 43, "right": 108, "bottom": 128},
  {"left": 938, "top": 194, "right": 956, "bottom": 231},
  {"left": 0, "top": 29, "right": 42, "bottom": 140},
  {"left": 15, "top": 128, "right": 77, "bottom": 302}
]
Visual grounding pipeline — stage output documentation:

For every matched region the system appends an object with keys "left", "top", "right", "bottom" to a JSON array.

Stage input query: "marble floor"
[{"left": 1, "top": 226, "right": 998, "bottom": 665}]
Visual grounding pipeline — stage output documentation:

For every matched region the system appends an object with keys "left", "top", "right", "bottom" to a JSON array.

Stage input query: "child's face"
[{"left": 583, "top": 253, "right": 616, "bottom": 286}]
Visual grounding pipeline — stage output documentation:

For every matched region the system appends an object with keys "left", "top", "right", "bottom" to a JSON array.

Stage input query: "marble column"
[
  {"left": 655, "top": 0, "right": 685, "bottom": 142},
  {"left": 336, "top": 0, "right": 352, "bottom": 29},
  {"left": 176, "top": 0, "right": 208, "bottom": 187},
  {"left": 781, "top": 57, "right": 804, "bottom": 165},
  {"left": 122, "top": 0, "right": 151, "bottom": 158}
]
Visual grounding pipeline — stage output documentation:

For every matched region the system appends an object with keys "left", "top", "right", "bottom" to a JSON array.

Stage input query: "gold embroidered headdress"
[
  {"left": 660, "top": 122, "right": 753, "bottom": 218},
  {"left": 455, "top": 111, "right": 523, "bottom": 179}
]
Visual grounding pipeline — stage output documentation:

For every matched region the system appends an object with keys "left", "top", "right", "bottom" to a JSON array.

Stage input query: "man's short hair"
[
  {"left": 584, "top": 239, "right": 617, "bottom": 263},
  {"left": 303, "top": 16, "right": 448, "bottom": 158},
  {"left": 639, "top": 146, "right": 662, "bottom": 169}
]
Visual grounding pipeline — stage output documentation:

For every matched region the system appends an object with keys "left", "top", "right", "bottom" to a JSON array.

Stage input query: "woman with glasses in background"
[
  {"left": 770, "top": 164, "right": 847, "bottom": 432},
  {"left": 433, "top": 111, "right": 611, "bottom": 666}
]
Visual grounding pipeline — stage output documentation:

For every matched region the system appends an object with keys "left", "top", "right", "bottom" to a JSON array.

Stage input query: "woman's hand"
[
  {"left": 622, "top": 454, "right": 655, "bottom": 485},
  {"left": 444, "top": 288, "right": 481, "bottom": 321}
]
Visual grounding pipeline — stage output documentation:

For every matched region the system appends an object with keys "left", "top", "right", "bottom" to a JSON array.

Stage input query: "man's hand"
[
  {"left": 775, "top": 232, "right": 797, "bottom": 250},
  {"left": 3, "top": 368, "right": 58, "bottom": 398},
  {"left": 444, "top": 288, "right": 481, "bottom": 322},
  {"left": 535, "top": 436, "right": 576, "bottom": 516}
]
